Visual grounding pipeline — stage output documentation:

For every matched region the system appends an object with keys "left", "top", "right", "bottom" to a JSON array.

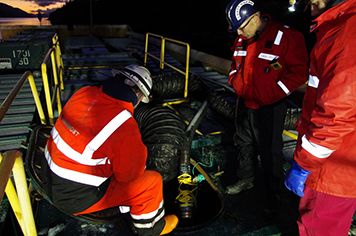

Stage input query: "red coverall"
[
  {"left": 44, "top": 86, "right": 164, "bottom": 230},
  {"left": 294, "top": 0, "right": 356, "bottom": 235},
  {"left": 228, "top": 17, "right": 308, "bottom": 109},
  {"left": 228, "top": 16, "right": 308, "bottom": 197}
]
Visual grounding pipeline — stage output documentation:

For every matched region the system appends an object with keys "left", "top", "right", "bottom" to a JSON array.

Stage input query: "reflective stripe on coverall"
[{"left": 45, "top": 86, "right": 164, "bottom": 228}]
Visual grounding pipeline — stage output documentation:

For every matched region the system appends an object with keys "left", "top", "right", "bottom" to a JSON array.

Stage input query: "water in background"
[{"left": 0, "top": 17, "right": 51, "bottom": 26}]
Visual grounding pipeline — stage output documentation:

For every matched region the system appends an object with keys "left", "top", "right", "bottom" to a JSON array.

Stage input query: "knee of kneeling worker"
[{"left": 144, "top": 170, "right": 163, "bottom": 188}]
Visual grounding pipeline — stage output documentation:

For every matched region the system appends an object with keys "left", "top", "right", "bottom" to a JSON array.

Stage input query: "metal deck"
[{"left": 1, "top": 28, "right": 355, "bottom": 236}]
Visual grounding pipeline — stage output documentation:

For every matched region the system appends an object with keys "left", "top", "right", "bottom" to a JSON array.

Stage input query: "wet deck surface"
[{"left": 28, "top": 158, "right": 301, "bottom": 236}]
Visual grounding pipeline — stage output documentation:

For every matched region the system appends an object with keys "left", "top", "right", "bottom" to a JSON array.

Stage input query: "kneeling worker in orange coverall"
[{"left": 43, "top": 64, "right": 178, "bottom": 235}]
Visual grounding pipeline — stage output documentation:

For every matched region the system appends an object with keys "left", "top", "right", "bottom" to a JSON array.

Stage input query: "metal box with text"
[{"left": 0, "top": 31, "right": 54, "bottom": 71}]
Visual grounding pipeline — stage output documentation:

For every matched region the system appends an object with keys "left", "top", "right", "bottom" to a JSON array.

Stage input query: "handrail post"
[
  {"left": 0, "top": 151, "right": 38, "bottom": 235},
  {"left": 50, "top": 50, "right": 62, "bottom": 115},
  {"left": 41, "top": 48, "right": 56, "bottom": 125},
  {"left": 184, "top": 44, "right": 191, "bottom": 98},
  {"left": 41, "top": 62, "right": 54, "bottom": 125},
  {"left": 27, "top": 73, "right": 46, "bottom": 124},
  {"left": 12, "top": 151, "right": 37, "bottom": 236},
  {"left": 144, "top": 33, "right": 149, "bottom": 66},
  {"left": 144, "top": 32, "right": 191, "bottom": 99},
  {"left": 52, "top": 34, "right": 64, "bottom": 91},
  {"left": 0, "top": 151, "right": 16, "bottom": 202},
  {"left": 160, "top": 37, "right": 165, "bottom": 70},
  {"left": 4, "top": 175, "right": 27, "bottom": 235}
]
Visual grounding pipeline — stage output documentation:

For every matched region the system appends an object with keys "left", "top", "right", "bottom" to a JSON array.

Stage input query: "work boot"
[
  {"left": 160, "top": 215, "right": 179, "bottom": 235},
  {"left": 225, "top": 177, "right": 254, "bottom": 195}
]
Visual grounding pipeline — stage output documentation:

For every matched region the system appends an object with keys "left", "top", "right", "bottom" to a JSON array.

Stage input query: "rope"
[{"left": 176, "top": 173, "right": 197, "bottom": 207}]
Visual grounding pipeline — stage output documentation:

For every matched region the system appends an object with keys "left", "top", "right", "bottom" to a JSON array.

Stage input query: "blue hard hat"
[{"left": 226, "top": 0, "right": 258, "bottom": 31}]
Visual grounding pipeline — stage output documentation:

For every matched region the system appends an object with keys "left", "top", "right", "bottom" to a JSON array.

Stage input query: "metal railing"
[
  {"left": 40, "top": 33, "right": 65, "bottom": 125},
  {"left": 52, "top": 33, "right": 65, "bottom": 91},
  {"left": 144, "top": 32, "right": 191, "bottom": 99},
  {"left": 0, "top": 70, "right": 49, "bottom": 236},
  {"left": 41, "top": 47, "right": 63, "bottom": 125},
  {"left": 0, "top": 151, "right": 37, "bottom": 236},
  {"left": 0, "top": 33, "right": 65, "bottom": 236},
  {"left": 0, "top": 71, "right": 46, "bottom": 124},
  {"left": 283, "top": 129, "right": 298, "bottom": 141}
]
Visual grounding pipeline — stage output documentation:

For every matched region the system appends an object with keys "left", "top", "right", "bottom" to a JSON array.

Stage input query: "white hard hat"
[{"left": 112, "top": 65, "right": 153, "bottom": 103}]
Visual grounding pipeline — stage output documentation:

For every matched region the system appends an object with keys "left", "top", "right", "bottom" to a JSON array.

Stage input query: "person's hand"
[{"left": 284, "top": 161, "right": 310, "bottom": 197}]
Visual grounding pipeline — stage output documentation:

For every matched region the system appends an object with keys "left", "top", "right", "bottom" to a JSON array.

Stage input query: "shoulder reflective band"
[
  {"left": 82, "top": 110, "right": 132, "bottom": 159},
  {"left": 51, "top": 110, "right": 132, "bottom": 166},
  {"left": 274, "top": 30, "right": 283, "bottom": 45},
  {"left": 45, "top": 110, "right": 132, "bottom": 186}
]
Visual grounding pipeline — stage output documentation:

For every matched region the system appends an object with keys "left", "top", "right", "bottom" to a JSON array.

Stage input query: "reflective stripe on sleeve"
[
  {"left": 51, "top": 110, "right": 132, "bottom": 166},
  {"left": 308, "top": 75, "right": 319, "bottom": 88},
  {"left": 277, "top": 81, "right": 290, "bottom": 95},
  {"left": 229, "top": 69, "right": 237, "bottom": 76},
  {"left": 301, "top": 135, "right": 334, "bottom": 159},
  {"left": 274, "top": 30, "right": 283, "bottom": 45},
  {"left": 44, "top": 147, "right": 108, "bottom": 186},
  {"left": 51, "top": 127, "right": 108, "bottom": 166},
  {"left": 234, "top": 50, "right": 247, "bottom": 56}
]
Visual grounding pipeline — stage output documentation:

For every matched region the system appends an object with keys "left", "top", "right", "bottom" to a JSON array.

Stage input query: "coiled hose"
[
  {"left": 152, "top": 71, "right": 236, "bottom": 121},
  {"left": 135, "top": 104, "right": 186, "bottom": 183},
  {"left": 151, "top": 72, "right": 204, "bottom": 100}
]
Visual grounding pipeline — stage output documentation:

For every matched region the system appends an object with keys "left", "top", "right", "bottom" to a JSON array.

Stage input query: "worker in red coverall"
[
  {"left": 284, "top": 0, "right": 356, "bottom": 235},
  {"left": 224, "top": 0, "right": 308, "bottom": 205},
  {"left": 43, "top": 64, "right": 178, "bottom": 236}
]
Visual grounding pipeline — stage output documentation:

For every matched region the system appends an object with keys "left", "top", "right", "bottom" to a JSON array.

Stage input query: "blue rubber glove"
[{"left": 284, "top": 161, "right": 310, "bottom": 197}]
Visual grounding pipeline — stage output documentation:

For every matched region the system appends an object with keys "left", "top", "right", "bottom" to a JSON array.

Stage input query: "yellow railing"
[
  {"left": 41, "top": 46, "right": 63, "bottom": 125},
  {"left": 0, "top": 71, "right": 46, "bottom": 124},
  {"left": 0, "top": 151, "right": 37, "bottom": 236},
  {"left": 283, "top": 130, "right": 298, "bottom": 141},
  {"left": 144, "top": 32, "right": 191, "bottom": 98},
  {"left": 0, "top": 70, "right": 50, "bottom": 236},
  {"left": 52, "top": 33, "right": 65, "bottom": 91},
  {"left": 0, "top": 33, "right": 65, "bottom": 236}
]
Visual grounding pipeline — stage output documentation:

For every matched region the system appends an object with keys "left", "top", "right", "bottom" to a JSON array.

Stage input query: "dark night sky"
[{"left": 49, "top": 0, "right": 310, "bottom": 59}]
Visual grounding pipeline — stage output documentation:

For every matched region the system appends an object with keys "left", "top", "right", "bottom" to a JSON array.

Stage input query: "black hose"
[
  {"left": 151, "top": 72, "right": 205, "bottom": 100},
  {"left": 135, "top": 104, "right": 186, "bottom": 183},
  {"left": 207, "top": 91, "right": 235, "bottom": 121}
]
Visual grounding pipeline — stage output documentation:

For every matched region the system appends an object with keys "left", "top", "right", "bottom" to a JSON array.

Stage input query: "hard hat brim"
[{"left": 141, "top": 96, "right": 150, "bottom": 103}]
